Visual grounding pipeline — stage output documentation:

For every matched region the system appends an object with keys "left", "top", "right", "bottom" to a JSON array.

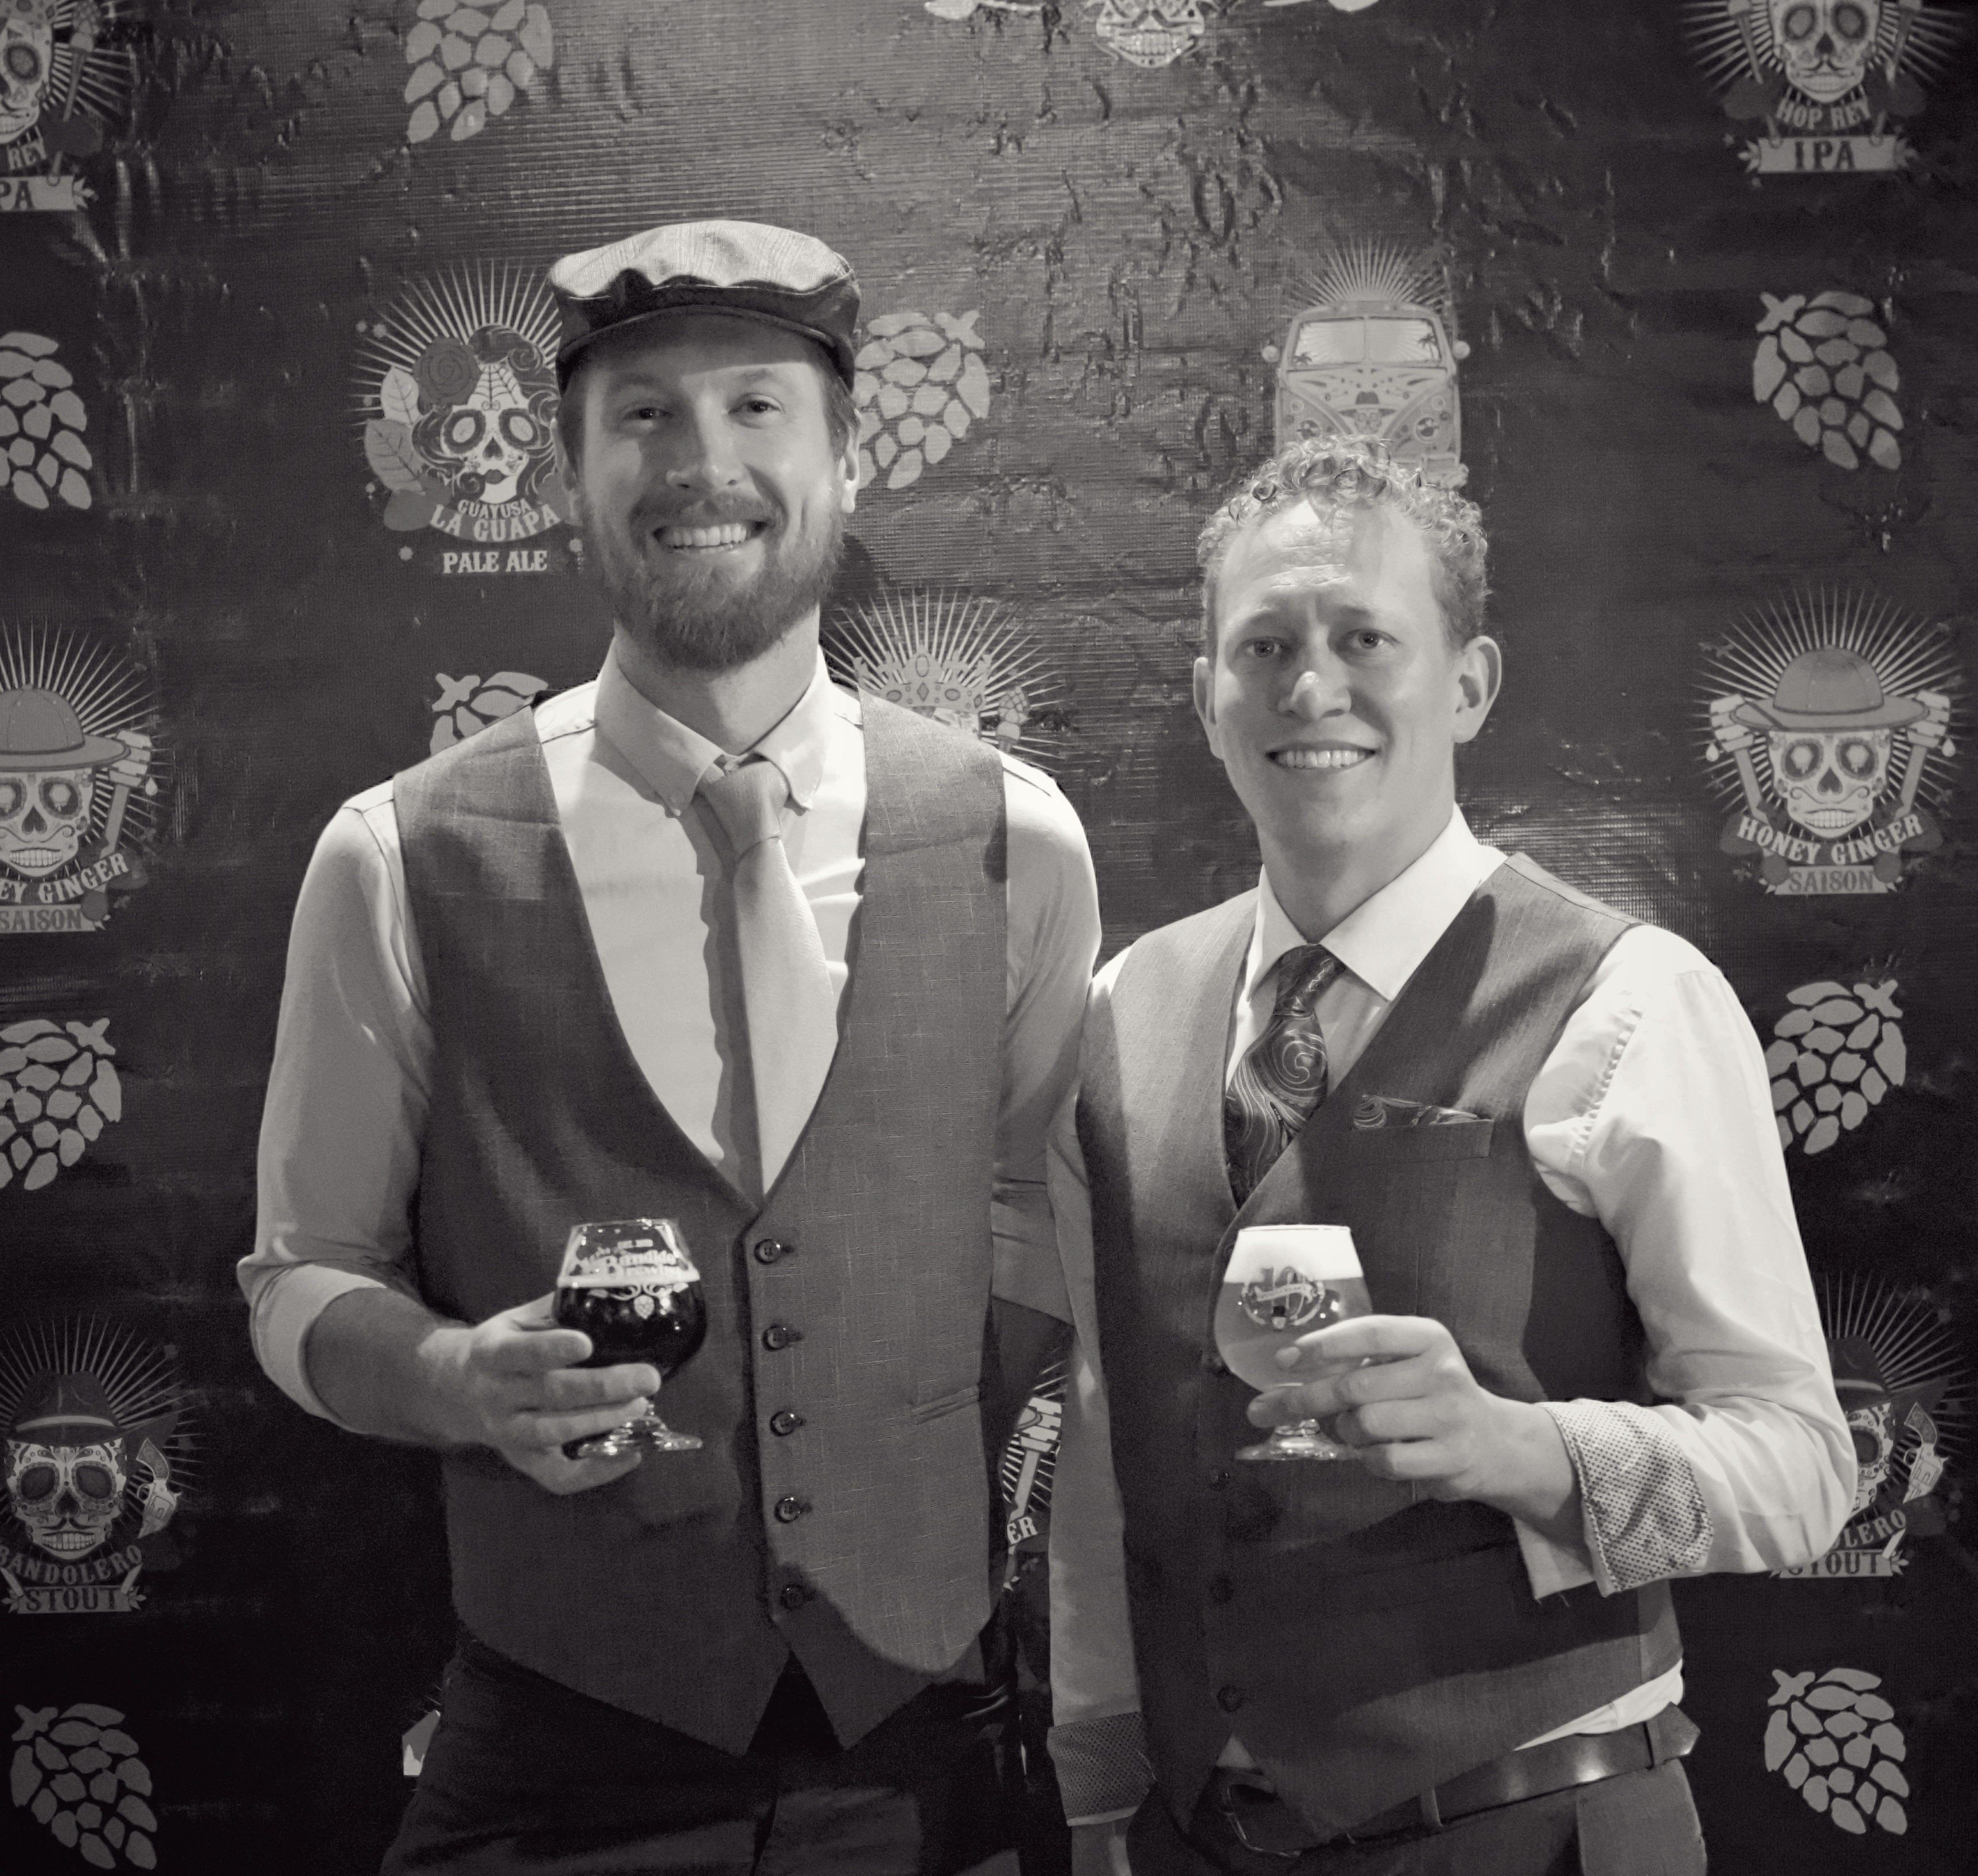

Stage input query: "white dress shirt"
[
  {"left": 1048, "top": 809, "right": 1854, "bottom": 1822},
  {"left": 241, "top": 645, "right": 1101, "bottom": 1421}
]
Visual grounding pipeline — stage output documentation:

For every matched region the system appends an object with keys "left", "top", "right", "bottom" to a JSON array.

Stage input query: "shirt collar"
[
  {"left": 591, "top": 642, "right": 842, "bottom": 815},
  {"left": 1244, "top": 808, "right": 1505, "bottom": 1007}
]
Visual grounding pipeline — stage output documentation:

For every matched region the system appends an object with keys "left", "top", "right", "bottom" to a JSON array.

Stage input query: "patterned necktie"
[
  {"left": 697, "top": 758, "right": 840, "bottom": 1195},
  {"left": 1224, "top": 945, "right": 1344, "bottom": 1206}
]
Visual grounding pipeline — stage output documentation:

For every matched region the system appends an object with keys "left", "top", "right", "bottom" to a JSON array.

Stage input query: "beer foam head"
[
  {"left": 1229, "top": 1223, "right": 1361, "bottom": 1281},
  {"left": 557, "top": 1218, "right": 699, "bottom": 1289}
]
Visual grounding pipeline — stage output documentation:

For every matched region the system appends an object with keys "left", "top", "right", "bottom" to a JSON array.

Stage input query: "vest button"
[
  {"left": 754, "top": 1238, "right": 791, "bottom": 1265},
  {"left": 770, "top": 1410, "right": 805, "bottom": 1437},
  {"left": 774, "top": 1495, "right": 811, "bottom": 1523},
  {"left": 780, "top": 1582, "right": 812, "bottom": 1610},
  {"left": 1206, "top": 1468, "right": 1231, "bottom": 1491},
  {"left": 762, "top": 1324, "right": 803, "bottom": 1351},
  {"left": 1207, "top": 1574, "right": 1235, "bottom": 1606},
  {"left": 1217, "top": 1685, "right": 1245, "bottom": 1714}
]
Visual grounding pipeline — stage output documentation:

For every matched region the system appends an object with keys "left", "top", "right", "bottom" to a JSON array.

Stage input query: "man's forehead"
[{"left": 1218, "top": 500, "right": 1394, "bottom": 606}]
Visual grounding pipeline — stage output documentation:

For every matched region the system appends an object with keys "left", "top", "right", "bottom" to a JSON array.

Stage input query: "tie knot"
[
  {"left": 699, "top": 758, "right": 790, "bottom": 856},
  {"left": 1272, "top": 945, "right": 1340, "bottom": 1018}
]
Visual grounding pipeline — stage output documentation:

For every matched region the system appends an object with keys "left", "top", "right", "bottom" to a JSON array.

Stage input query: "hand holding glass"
[
  {"left": 1214, "top": 1224, "right": 1370, "bottom": 1461},
  {"left": 553, "top": 1219, "right": 708, "bottom": 1458}
]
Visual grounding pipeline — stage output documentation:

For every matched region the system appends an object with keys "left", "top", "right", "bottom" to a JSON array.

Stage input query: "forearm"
[{"left": 304, "top": 1285, "right": 480, "bottom": 1449}]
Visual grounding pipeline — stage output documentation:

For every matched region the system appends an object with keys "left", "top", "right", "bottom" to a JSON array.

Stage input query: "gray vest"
[
  {"left": 392, "top": 692, "right": 1008, "bottom": 1753},
  {"left": 1077, "top": 856, "right": 1682, "bottom": 1838}
]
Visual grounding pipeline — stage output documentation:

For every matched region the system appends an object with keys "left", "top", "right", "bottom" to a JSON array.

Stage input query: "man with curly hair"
[{"left": 1046, "top": 436, "right": 1852, "bottom": 1874}]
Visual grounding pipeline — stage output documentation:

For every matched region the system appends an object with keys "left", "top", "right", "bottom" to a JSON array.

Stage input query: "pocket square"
[{"left": 1353, "top": 1094, "right": 1486, "bottom": 1130}]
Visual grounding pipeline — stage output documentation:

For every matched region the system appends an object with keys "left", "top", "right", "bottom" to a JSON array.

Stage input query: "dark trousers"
[
  {"left": 381, "top": 1631, "right": 1019, "bottom": 1875},
  {"left": 1128, "top": 1760, "right": 1707, "bottom": 1876}
]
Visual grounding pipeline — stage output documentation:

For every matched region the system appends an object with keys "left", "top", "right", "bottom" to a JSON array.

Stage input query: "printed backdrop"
[{"left": 3, "top": 3, "right": 1976, "bottom": 1870}]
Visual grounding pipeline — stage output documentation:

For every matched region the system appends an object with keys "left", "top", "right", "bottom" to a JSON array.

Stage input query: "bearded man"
[{"left": 240, "top": 220, "right": 1099, "bottom": 1875}]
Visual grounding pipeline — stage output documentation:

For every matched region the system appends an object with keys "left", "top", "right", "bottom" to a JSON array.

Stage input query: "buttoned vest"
[
  {"left": 1077, "top": 856, "right": 1682, "bottom": 1839},
  {"left": 392, "top": 692, "right": 1008, "bottom": 1753}
]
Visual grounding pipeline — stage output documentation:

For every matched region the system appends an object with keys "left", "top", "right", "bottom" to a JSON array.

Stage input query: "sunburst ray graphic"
[
  {"left": 1694, "top": 587, "right": 1961, "bottom": 813},
  {"left": 353, "top": 262, "right": 561, "bottom": 430},
  {"left": 1820, "top": 1273, "right": 1969, "bottom": 1487},
  {"left": 42, "top": 2, "right": 138, "bottom": 130},
  {"left": 1297, "top": 241, "right": 1450, "bottom": 317},
  {"left": 0, "top": 1316, "right": 197, "bottom": 1481},
  {"left": 825, "top": 590, "right": 1067, "bottom": 769}
]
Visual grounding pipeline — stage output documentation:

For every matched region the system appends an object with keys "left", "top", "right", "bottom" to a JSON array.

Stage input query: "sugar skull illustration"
[
  {"left": 1089, "top": 1, "right": 1207, "bottom": 68},
  {"left": 5, "top": 1371, "right": 177, "bottom": 1563},
  {"left": 1727, "top": 648, "right": 1933, "bottom": 841},
  {"left": 0, "top": 686, "right": 127, "bottom": 879},
  {"left": 1769, "top": 0, "right": 1883, "bottom": 103},
  {"left": 357, "top": 267, "right": 573, "bottom": 545},
  {"left": 1700, "top": 590, "right": 1957, "bottom": 896},
  {"left": 408, "top": 326, "right": 560, "bottom": 509},
  {"left": 0, "top": 0, "right": 56, "bottom": 146}
]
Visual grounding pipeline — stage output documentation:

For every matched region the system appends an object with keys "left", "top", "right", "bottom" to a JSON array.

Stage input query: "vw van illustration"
[{"left": 1264, "top": 244, "right": 1470, "bottom": 486}]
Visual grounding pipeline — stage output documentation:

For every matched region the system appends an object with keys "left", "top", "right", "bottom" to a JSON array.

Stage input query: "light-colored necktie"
[
  {"left": 1223, "top": 945, "right": 1343, "bottom": 1206},
  {"left": 697, "top": 758, "right": 839, "bottom": 1192}
]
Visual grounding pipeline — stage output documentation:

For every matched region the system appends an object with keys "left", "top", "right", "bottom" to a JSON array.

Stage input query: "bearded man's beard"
[{"left": 586, "top": 497, "right": 848, "bottom": 673}]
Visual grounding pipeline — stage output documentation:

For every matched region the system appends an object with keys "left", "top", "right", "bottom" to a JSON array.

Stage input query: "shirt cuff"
[
  {"left": 244, "top": 1262, "right": 394, "bottom": 1425},
  {"left": 1512, "top": 1515, "right": 1596, "bottom": 1600},
  {"left": 1540, "top": 1399, "right": 1714, "bottom": 1596},
  {"left": 1048, "top": 1709, "right": 1153, "bottom": 1825}
]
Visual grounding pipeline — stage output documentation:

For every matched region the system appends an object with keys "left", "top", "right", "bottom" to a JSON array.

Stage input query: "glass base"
[
  {"left": 564, "top": 1415, "right": 702, "bottom": 1460},
  {"left": 1236, "top": 1419, "right": 1352, "bottom": 1462}
]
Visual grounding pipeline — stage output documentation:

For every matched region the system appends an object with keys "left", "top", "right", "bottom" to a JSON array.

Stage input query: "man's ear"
[
  {"left": 554, "top": 434, "right": 585, "bottom": 531},
  {"left": 839, "top": 434, "right": 860, "bottom": 517},
  {"left": 1452, "top": 634, "right": 1502, "bottom": 746},
  {"left": 1193, "top": 654, "right": 1224, "bottom": 758}
]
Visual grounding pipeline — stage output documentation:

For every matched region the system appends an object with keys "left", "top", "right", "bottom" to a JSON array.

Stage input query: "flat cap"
[{"left": 548, "top": 220, "right": 860, "bottom": 391}]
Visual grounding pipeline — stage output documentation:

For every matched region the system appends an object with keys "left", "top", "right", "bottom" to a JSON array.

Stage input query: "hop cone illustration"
[
  {"left": 10, "top": 1703, "right": 157, "bottom": 1870},
  {"left": 0, "top": 334, "right": 92, "bottom": 513},
  {"left": 1763, "top": 980, "right": 1903, "bottom": 1157},
  {"left": 403, "top": 0, "right": 554, "bottom": 145},
  {"left": 1765, "top": 1668, "right": 1909, "bottom": 1837},
  {"left": 0, "top": 1019, "right": 122, "bottom": 1192},
  {"left": 854, "top": 311, "right": 992, "bottom": 492},
  {"left": 1754, "top": 294, "right": 1901, "bottom": 473},
  {"left": 429, "top": 670, "right": 546, "bottom": 754}
]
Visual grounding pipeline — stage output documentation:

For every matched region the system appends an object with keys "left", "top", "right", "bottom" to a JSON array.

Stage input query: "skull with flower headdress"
[{"left": 411, "top": 325, "right": 561, "bottom": 508}]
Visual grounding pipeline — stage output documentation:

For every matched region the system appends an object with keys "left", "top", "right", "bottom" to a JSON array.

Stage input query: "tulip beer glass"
[
  {"left": 554, "top": 1218, "right": 708, "bottom": 1458},
  {"left": 1214, "top": 1224, "right": 1370, "bottom": 1461}
]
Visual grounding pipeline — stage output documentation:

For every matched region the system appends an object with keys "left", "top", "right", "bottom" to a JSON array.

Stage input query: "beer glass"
[
  {"left": 553, "top": 1218, "right": 707, "bottom": 1458},
  {"left": 1214, "top": 1224, "right": 1370, "bottom": 1462}
]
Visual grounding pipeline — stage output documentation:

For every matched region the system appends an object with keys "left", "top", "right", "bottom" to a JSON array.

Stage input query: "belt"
[{"left": 1212, "top": 1708, "right": 1700, "bottom": 1859}]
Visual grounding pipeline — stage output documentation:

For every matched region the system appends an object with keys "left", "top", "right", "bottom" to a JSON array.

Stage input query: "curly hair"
[{"left": 1196, "top": 436, "right": 1489, "bottom": 655}]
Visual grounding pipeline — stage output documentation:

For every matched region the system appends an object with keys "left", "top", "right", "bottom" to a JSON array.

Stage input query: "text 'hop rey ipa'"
[{"left": 1214, "top": 1224, "right": 1369, "bottom": 1461}]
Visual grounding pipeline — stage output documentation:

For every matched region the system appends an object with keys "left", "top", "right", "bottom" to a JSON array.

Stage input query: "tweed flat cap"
[{"left": 548, "top": 220, "right": 860, "bottom": 389}]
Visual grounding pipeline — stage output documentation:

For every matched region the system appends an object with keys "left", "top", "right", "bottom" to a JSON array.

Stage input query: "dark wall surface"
[{"left": 3, "top": 3, "right": 1975, "bottom": 1870}]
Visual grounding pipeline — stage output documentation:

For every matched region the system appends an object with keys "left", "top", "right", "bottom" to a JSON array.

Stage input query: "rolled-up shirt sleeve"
[
  {"left": 238, "top": 789, "right": 431, "bottom": 1422},
  {"left": 992, "top": 761, "right": 1100, "bottom": 1324},
  {"left": 1520, "top": 927, "right": 1856, "bottom": 1597}
]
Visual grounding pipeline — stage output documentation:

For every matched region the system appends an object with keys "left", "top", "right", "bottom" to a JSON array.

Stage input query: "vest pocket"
[
  {"left": 910, "top": 1382, "right": 983, "bottom": 1423},
  {"left": 1345, "top": 1118, "right": 1494, "bottom": 1163}
]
